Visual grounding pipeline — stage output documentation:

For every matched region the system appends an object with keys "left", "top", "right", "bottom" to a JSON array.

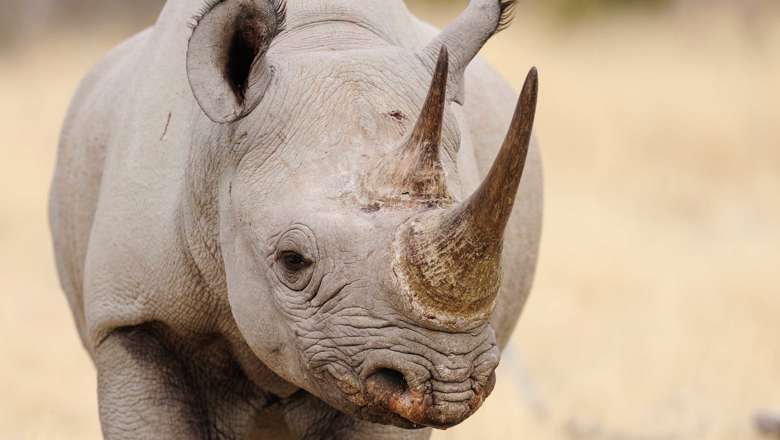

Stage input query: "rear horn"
[{"left": 363, "top": 47, "right": 453, "bottom": 205}]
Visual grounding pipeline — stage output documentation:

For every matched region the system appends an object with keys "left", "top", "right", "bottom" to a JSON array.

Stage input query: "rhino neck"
[{"left": 178, "top": 122, "right": 236, "bottom": 306}]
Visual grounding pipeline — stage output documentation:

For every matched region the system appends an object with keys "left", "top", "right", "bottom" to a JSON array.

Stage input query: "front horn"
[{"left": 393, "top": 68, "right": 539, "bottom": 330}]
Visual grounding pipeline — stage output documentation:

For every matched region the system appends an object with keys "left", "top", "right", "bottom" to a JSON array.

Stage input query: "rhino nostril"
[
  {"left": 367, "top": 368, "right": 409, "bottom": 395},
  {"left": 365, "top": 367, "right": 430, "bottom": 426}
]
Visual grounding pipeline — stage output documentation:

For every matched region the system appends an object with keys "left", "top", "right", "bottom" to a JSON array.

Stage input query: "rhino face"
[
  {"left": 187, "top": 0, "right": 536, "bottom": 429},
  {"left": 224, "top": 203, "right": 502, "bottom": 428}
]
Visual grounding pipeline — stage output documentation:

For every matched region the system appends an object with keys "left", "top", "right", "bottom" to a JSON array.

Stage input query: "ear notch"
[{"left": 187, "top": 0, "right": 284, "bottom": 124}]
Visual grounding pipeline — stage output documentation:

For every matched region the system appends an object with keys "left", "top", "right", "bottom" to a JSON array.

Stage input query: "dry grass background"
[{"left": 1, "top": 2, "right": 778, "bottom": 439}]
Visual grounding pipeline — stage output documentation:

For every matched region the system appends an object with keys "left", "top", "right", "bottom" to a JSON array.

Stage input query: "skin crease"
[{"left": 48, "top": 0, "right": 543, "bottom": 439}]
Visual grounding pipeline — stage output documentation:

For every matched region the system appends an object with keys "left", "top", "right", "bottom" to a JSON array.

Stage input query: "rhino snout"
[{"left": 359, "top": 352, "right": 499, "bottom": 429}]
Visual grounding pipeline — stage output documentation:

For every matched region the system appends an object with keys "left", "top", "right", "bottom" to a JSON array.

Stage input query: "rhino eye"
[
  {"left": 275, "top": 249, "right": 314, "bottom": 291},
  {"left": 273, "top": 227, "right": 318, "bottom": 291},
  {"left": 280, "top": 251, "right": 310, "bottom": 272}
]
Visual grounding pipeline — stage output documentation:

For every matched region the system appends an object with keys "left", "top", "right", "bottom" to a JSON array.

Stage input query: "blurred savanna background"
[{"left": 1, "top": 0, "right": 778, "bottom": 438}]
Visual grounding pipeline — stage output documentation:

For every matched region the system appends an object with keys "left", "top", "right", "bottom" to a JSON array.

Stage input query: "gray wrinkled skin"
[{"left": 49, "top": 0, "right": 543, "bottom": 438}]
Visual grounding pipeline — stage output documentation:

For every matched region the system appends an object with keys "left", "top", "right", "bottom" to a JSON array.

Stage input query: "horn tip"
[
  {"left": 521, "top": 67, "right": 539, "bottom": 108},
  {"left": 436, "top": 46, "right": 449, "bottom": 70},
  {"left": 525, "top": 67, "right": 539, "bottom": 91}
]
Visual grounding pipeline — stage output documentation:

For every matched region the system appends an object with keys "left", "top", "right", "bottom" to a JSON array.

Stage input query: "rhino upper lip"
[
  {"left": 433, "top": 389, "right": 475, "bottom": 403},
  {"left": 358, "top": 368, "right": 485, "bottom": 429}
]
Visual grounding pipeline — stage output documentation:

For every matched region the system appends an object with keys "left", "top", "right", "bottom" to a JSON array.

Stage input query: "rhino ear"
[{"left": 187, "top": 0, "right": 285, "bottom": 124}]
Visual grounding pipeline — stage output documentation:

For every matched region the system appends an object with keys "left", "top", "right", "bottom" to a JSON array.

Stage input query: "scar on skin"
[
  {"left": 160, "top": 112, "right": 172, "bottom": 141},
  {"left": 386, "top": 110, "right": 407, "bottom": 122},
  {"left": 362, "top": 202, "right": 382, "bottom": 213}
]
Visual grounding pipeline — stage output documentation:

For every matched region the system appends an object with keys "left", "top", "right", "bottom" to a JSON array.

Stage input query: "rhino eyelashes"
[{"left": 272, "top": 225, "right": 318, "bottom": 292}]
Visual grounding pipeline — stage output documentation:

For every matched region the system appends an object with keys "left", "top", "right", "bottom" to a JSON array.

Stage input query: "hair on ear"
[
  {"left": 187, "top": 0, "right": 286, "bottom": 123},
  {"left": 190, "top": 0, "right": 286, "bottom": 31},
  {"left": 271, "top": 0, "right": 287, "bottom": 32},
  {"left": 497, "top": 0, "right": 516, "bottom": 33}
]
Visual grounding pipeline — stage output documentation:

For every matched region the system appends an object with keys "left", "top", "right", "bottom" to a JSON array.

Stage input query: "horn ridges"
[{"left": 392, "top": 68, "right": 539, "bottom": 329}]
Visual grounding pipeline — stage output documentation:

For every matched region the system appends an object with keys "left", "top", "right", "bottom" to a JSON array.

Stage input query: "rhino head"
[{"left": 184, "top": 0, "right": 537, "bottom": 429}]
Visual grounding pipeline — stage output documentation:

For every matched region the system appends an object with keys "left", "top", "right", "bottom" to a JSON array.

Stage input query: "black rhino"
[{"left": 49, "top": 0, "right": 543, "bottom": 438}]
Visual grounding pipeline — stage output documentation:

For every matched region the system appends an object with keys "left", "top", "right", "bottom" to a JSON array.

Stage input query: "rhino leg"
[{"left": 95, "top": 324, "right": 271, "bottom": 440}]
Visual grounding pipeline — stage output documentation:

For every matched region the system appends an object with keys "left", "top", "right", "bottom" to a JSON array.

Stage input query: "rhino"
[{"left": 49, "top": 0, "right": 543, "bottom": 438}]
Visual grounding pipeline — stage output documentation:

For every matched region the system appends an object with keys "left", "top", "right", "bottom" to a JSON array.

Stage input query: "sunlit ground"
[{"left": 1, "top": 3, "right": 778, "bottom": 439}]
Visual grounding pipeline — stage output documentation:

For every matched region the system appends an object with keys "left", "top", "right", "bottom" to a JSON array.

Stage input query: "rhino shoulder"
[{"left": 50, "top": 28, "right": 153, "bottom": 350}]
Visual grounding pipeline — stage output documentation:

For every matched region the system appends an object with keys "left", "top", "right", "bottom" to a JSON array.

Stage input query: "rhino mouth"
[
  {"left": 346, "top": 367, "right": 497, "bottom": 429},
  {"left": 300, "top": 289, "right": 502, "bottom": 429}
]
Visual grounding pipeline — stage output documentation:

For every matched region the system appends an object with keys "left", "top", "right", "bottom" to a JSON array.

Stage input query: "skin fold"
[{"left": 49, "top": 0, "right": 543, "bottom": 438}]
